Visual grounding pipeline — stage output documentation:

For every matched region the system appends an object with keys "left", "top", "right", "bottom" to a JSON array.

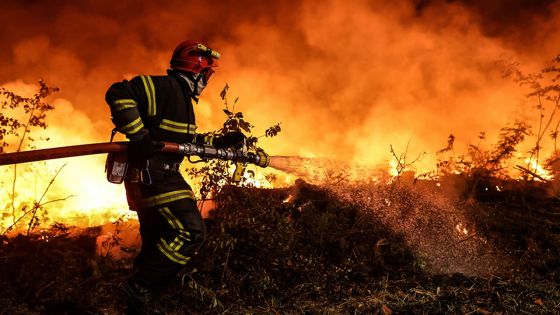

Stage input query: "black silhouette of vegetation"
[
  {"left": 0, "top": 80, "right": 63, "bottom": 235},
  {"left": 188, "top": 84, "right": 281, "bottom": 201}
]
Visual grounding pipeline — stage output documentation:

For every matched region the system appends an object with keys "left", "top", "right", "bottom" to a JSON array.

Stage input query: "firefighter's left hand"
[{"left": 214, "top": 131, "right": 245, "bottom": 149}]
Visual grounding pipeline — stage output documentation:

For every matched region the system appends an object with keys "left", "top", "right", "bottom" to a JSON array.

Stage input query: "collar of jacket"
[{"left": 167, "top": 69, "right": 200, "bottom": 103}]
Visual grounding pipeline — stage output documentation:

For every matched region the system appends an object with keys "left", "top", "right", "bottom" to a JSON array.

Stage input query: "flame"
[
  {"left": 455, "top": 223, "right": 469, "bottom": 236},
  {"left": 0, "top": 83, "right": 130, "bottom": 233},
  {"left": 239, "top": 165, "right": 274, "bottom": 189},
  {"left": 283, "top": 194, "right": 294, "bottom": 203},
  {"left": 0, "top": 1, "right": 559, "bottom": 230},
  {"left": 389, "top": 160, "right": 400, "bottom": 177},
  {"left": 523, "top": 158, "right": 553, "bottom": 181}
]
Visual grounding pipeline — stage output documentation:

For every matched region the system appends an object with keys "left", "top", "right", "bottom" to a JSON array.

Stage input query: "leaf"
[
  {"left": 265, "top": 123, "right": 282, "bottom": 137},
  {"left": 220, "top": 84, "right": 229, "bottom": 100},
  {"left": 240, "top": 121, "right": 252, "bottom": 133},
  {"left": 246, "top": 137, "right": 258, "bottom": 146},
  {"left": 226, "top": 120, "right": 239, "bottom": 130}
]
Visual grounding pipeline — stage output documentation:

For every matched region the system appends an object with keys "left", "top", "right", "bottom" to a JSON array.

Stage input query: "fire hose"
[{"left": 0, "top": 141, "right": 270, "bottom": 182}]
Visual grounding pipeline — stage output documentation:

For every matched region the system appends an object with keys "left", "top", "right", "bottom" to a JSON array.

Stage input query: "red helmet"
[{"left": 170, "top": 41, "right": 220, "bottom": 74}]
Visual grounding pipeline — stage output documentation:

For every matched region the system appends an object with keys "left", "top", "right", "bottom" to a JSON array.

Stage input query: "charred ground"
[{"left": 0, "top": 179, "right": 558, "bottom": 314}]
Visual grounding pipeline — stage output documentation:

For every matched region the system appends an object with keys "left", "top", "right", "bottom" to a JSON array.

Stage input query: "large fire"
[{"left": 0, "top": 1, "right": 559, "bottom": 232}]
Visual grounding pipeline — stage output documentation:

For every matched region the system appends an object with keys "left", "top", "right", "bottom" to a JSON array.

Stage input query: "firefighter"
[{"left": 105, "top": 41, "right": 244, "bottom": 314}]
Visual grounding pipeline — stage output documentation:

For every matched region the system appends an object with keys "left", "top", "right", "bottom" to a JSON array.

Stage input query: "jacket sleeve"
[{"left": 105, "top": 75, "right": 157, "bottom": 140}]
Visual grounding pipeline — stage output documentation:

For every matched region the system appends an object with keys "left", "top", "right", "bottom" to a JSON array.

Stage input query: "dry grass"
[{"left": 0, "top": 180, "right": 558, "bottom": 314}]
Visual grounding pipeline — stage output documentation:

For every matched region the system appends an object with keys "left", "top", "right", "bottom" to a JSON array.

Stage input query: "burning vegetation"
[
  {"left": 0, "top": 55, "right": 559, "bottom": 313},
  {"left": 1, "top": 0, "right": 560, "bottom": 313}
]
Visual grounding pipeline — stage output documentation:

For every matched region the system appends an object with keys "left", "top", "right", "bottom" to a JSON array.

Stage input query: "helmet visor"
[{"left": 201, "top": 68, "right": 215, "bottom": 85}]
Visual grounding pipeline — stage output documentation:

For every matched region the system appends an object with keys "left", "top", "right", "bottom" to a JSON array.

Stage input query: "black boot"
[{"left": 122, "top": 278, "right": 163, "bottom": 315}]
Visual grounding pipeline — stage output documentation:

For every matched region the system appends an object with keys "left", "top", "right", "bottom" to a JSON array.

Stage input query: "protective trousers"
[{"left": 126, "top": 167, "right": 206, "bottom": 290}]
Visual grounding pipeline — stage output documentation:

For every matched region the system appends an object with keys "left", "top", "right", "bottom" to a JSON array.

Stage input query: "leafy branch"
[
  {"left": 502, "top": 55, "right": 560, "bottom": 175},
  {"left": 0, "top": 80, "right": 61, "bottom": 234},
  {"left": 188, "top": 84, "right": 281, "bottom": 200}
]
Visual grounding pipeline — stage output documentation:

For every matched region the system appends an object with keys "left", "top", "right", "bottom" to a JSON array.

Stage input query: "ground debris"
[{"left": 0, "top": 180, "right": 558, "bottom": 314}]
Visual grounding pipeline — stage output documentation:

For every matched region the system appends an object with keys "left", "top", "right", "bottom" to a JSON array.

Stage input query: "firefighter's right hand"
[{"left": 128, "top": 134, "right": 164, "bottom": 160}]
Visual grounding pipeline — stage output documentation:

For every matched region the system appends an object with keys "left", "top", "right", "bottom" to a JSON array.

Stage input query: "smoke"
[
  {"left": 449, "top": 0, "right": 557, "bottom": 44},
  {"left": 0, "top": 0, "right": 559, "bottom": 169}
]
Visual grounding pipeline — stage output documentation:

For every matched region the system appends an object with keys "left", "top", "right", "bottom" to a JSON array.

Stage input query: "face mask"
[
  {"left": 191, "top": 72, "right": 208, "bottom": 96},
  {"left": 177, "top": 72, "right": 207, "bottom": 97}
]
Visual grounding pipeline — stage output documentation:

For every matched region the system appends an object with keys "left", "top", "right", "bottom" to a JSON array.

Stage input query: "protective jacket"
[
  {"left": 107, "top": 70, "right": 215, "bottom": 148},
  {"left": 105, "top": 70, "right": 207, "bottom": 293}
]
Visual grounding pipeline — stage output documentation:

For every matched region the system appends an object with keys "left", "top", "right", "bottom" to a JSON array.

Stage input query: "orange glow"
[
  {"left": 283, "top": 194, "right": 294, "bottom": 203},
  {"left": 455, "top": 223, "right": 469, "bottom": 236},
  {"left": 523, "top": 158, "right": 553, "bottom": 181},
  {"left": 0, "top": 1, "right": 559, "bottom": 231}
]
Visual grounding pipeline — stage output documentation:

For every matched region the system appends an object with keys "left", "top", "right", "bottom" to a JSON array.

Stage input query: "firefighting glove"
[
  {"left": 128, "top": 134, "right": 164, "bottom": 160},
  {"left": 213, "top": 131, "right": 246, "bottom": 149}
]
